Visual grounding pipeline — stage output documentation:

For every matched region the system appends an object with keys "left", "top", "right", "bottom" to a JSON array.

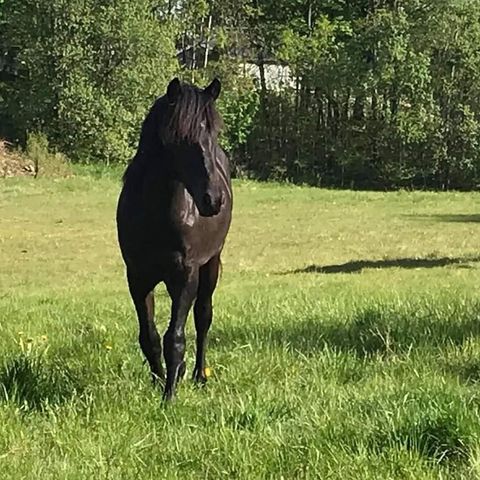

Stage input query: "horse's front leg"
[
  {"left": 193, "top": 254, "right": 220, "bottom": 384},
  {"left": 163, "top": 265, "right": 199, "bottom": 400}
]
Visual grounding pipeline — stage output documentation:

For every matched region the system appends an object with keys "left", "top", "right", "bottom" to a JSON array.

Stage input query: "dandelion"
[{"left": 203, "top": 367, "right": 212, "bottom": 378}]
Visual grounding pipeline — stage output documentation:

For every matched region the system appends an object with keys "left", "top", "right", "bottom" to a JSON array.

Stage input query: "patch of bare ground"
[{"left": 0, "top": 139, "right": 35, "bottom": 177}]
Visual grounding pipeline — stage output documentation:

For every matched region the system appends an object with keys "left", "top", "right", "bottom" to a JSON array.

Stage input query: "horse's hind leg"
[
  {"left": 193, "top": 254, "right": 220, "bottom": 384},
  {"left": 128, "top": 273, "right": 164, "bottom": 383}
]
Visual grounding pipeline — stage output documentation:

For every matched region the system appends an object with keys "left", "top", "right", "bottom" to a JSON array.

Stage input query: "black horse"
[{"left": 117, "top": 78, "right": 232, "bottom": 400}]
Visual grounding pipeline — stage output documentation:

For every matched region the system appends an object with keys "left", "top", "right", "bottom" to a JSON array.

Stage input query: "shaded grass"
[
  {"left": 0, "top": 173, "right": 480, "bottom": 478},
  {"left": 293, "top": 255, "right": 480, "bottom": 273},
  {"left": 214, "top": 297, "right": 480, "bottom": 357},
  {"left": 0, "top": 353, "right": 83, "bottom": 411},
  {"left": 409, "top": 214, "right": 480, "bottom": 223}
]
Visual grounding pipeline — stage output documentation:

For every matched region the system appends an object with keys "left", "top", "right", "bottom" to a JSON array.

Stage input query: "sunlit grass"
[{"left": 0, "top": 172, "right": 479, "bottom": 478}]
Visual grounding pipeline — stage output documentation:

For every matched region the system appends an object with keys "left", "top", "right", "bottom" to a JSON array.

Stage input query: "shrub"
[
  {"left": 0, "top": 0, "right": 177, "bottom": 164},
  {"left": 25, "top": 132, "right": 71, "bottom": 178}
]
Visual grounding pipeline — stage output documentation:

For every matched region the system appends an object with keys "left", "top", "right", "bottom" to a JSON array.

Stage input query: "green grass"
[{"left": 0, "top": 171, "right": 480, "bottom": 479}]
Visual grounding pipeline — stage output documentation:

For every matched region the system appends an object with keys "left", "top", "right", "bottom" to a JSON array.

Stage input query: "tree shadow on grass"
[
  {"left": 287, "top": 255, "right": 480, "bottom": 274},
  {"left": 214, "top": 303, "right": 480, "bottom": 358},
  {"left": 0, "top": 354, "right": 84, "bottom": 411},
  {"left": 408, "top": 214, "right": 480, "bottom": 223}
]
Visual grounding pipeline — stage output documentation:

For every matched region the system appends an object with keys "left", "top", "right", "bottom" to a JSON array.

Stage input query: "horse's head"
[{"left": 160, "top": 78, "right": 224, "bottom": 217}]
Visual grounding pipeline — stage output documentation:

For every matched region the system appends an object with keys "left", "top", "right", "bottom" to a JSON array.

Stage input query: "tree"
[{"left": 0, "top": 0, "right": 177, "bottom": 163}]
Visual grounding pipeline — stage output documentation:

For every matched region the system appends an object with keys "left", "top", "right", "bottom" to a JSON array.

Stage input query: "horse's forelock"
[{"left": 159, "top": 83, "right": 222, "bottom": 144}]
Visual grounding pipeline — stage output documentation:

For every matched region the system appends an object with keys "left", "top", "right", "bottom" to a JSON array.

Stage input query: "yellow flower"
[{"left": 203, "top": 367, "right": 212, "bottom": 378}]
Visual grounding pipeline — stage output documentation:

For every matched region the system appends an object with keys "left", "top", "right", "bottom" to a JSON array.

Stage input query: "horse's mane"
[{"left": 123, "top": 82, "right": 223, "bottom": 184}]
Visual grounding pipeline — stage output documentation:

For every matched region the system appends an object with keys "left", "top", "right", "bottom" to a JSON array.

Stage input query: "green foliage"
[
  {"left": 218, "top": 79, "right": 259, "bottom": 155},
  {"left": 210, "top": 62, "right": 260, "bottom": 165},
  {"left": 2, "top": 0, "right": 480, "bottom": 188},
  {"left": 242, "top": 0, "right": 480, "bottom": 189},
  {"left": 1, "top": 0, "right": 177, "bottom": 163}
]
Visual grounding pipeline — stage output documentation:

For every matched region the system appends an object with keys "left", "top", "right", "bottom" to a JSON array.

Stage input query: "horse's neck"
[
  {"left": 139, "top": 154, "right": 188, "bottom": 216},
  {"left": 136, "top": 99, "right": 165, "bottom": 158}
]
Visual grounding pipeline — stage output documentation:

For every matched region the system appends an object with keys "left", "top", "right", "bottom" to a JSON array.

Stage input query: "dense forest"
[{"left": 1, "top": 0, "right": 480, "bottom": 189}]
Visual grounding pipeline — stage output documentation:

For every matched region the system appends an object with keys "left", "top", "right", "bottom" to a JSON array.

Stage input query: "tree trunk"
[{"left": 203, "top": 15, "right": 213, "bottom": 69}]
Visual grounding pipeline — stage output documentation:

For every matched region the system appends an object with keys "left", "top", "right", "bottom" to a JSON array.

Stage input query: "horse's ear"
[
  {"left": 167, "top": 78, "right": 181, "bottom": 103},
  {"left": 204, "top": 78, "right": 221, "bottom": 101}
]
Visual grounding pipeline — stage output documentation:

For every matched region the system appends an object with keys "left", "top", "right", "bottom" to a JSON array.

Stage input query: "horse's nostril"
[{"left": 203, "top": 192, "right": 212, "bottom": 207}]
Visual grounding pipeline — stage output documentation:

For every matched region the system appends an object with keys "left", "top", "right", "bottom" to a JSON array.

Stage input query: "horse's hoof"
[
  {"left": 162, "top": 381, "right": 178, "bottom": 402},
  {"left": 192, "top": 367, "right": 208, "bottom": 386},
  {"left": 162, "top": 391, "right": 174, "bottom": 403}
]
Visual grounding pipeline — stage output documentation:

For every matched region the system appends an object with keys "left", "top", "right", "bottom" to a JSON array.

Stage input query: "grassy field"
[{"left": 0, "top": 169, "right": 479, "bottom": 479}]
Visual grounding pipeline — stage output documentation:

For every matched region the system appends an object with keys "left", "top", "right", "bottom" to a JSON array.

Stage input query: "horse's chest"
[{"left": 171, "top": 188, "right": 198, "bottom": 228}]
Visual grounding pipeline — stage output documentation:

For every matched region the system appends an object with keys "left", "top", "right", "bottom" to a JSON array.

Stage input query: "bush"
[
  {"left": 0, "top": 0, "right": 177, "bottom": 164},
  {"left": 25, "top": 132, "right": 71, "bottom": 178}
]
